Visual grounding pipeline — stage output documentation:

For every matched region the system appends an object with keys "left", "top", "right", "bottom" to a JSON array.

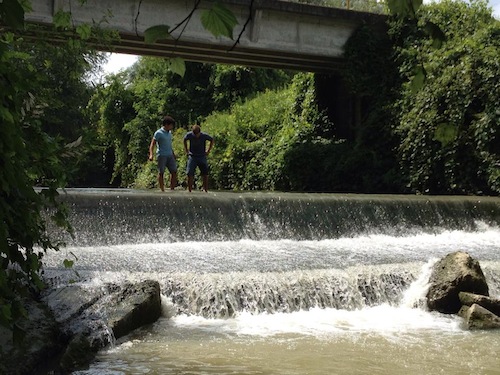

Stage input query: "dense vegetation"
[
  {"left": 87, "top": 61, "right": 293, "bottom": 187},
  {"left": 86, "top": 0, "right": 499, "bottom": 195},
  {"left": 391, "top": 0, "right": 500, "bottom": 194},
  {"left": 0, "top": 0, "right": 498, "bottom": 339},
  {"left": 0, "top": 17, "right": 104, "bottom": 338}
]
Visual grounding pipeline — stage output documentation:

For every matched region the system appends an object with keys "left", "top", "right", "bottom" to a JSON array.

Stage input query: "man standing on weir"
[
  {"left": 183, "top": 124, "right": 214, "bottom": 192},
  {"left": 148, "top": 115, "right": 177, "bottom": 191}
]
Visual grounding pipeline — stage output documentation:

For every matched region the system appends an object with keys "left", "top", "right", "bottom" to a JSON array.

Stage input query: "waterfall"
[
  {"left": 41, "top": 189, "right": 500, "bottom": 320},
  {"left": 53, "top": 189, "right": 500, "bottom": 245},
  {"left": 162, "top": 266, "right": 417, "bottom": 318}
]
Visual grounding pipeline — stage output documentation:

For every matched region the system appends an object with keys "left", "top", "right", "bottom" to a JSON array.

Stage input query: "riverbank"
[{"left": 0, "top": 280, "right": 162, "bottom": 374}]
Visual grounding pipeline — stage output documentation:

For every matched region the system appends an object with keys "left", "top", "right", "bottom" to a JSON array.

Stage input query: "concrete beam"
[{"left": 25, "top": 0, "right": 386, "bottom": 72}]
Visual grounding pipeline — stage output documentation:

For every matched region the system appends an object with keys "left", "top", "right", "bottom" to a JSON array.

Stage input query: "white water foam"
[
  {"left": 164, "top": 305, "right": 463, "bottom": 340},
  {"left": 401, "top": 258, "right": 439, "bottom": 308},
  {"left": 43, "top": 223, "right": 500, "bottom": 275},
  {"left": 162, "top": 260, "right": 462, "bottom": 340}
]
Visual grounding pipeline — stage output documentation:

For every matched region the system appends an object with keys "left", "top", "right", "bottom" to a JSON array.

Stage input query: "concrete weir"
[
  {"left": 50, "top": 189, "right": 500, "bottom": 246},
  {"left": 25, "top": 0, "right": 386, "bottom": 72}
]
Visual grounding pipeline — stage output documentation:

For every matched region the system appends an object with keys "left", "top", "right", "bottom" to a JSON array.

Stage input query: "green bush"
[
  {"left": 201, "top": 73, "right": 342, "bottom": 191},
  {"left": 393, "top": 0, "right": 500, "bottom": 194}
]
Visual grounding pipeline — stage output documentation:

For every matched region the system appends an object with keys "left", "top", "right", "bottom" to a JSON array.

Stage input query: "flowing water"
[{"left": 42, "top": 189, "right": 500, "bottom": 375}]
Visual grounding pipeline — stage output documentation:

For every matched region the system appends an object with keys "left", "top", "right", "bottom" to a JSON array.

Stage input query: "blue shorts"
[
  {"left": 186, "top": 155, "right": 209, "bottom": 176},
  {"left": 157, "top": 155, "right": 177, "bottom": 174}
]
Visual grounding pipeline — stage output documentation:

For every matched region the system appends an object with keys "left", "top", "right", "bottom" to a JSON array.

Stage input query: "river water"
[{"left": 41, "top": 189, "right": 500, "bottom": 374}]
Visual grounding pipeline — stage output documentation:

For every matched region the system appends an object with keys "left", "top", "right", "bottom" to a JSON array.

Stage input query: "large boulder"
[
  {"left": 44, "top": 279, "right": 162, "bottom": 373},
  {"left": 0, "top": 280, "right": 162, "bottom": 374},
  {"left": 0, "top": 298, "right": 64, "bottom": 375},
  {"left": 426, "top": 251, "right": 489, "bottom": 314},
  {"left": 106, "top": 280, "right": 162, "bottom": 340}
]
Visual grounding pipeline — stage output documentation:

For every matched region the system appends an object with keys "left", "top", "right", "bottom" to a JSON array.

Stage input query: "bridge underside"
[
  {"left": 25, "top": 0, "right": 386, "bottom": 73},
  {"left": 21, "top": 0, "right": 387, "bottom": 138},
  {"left": 111, "top": 33, "right": 346, "bottom": 73}
]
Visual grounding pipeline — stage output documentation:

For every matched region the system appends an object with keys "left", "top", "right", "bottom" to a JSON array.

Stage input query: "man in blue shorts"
[
  {"left": 148, "top": 115, "right": 177, "bottom": 191},
  {"left": 183, "top": 124, "right": 214, "bottom": 192}
]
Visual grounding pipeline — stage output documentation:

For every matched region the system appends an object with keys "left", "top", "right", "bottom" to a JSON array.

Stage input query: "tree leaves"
[
  {"left": 387, "top": 0, "right": 422, "bottom": 18},
  {"left": 167, "top": 57, "right": 186, "bottom": 77},
  {"left": 143, "top": 25, "right": 183, "bottom": 78},
  {"left": 424, "top": 21, "right": 446, "bottom": 49},
  {"left": 63, "top": 252, "right": 80, "bottom": 282},
  {"left": 201, "top": 2, "right": 238, "bottom": 39},
  {"left": 410, "top": 65, "right": 426, "bottom": 93},
  {"left": 53, "top": 10, "right": 72, "bottom": 29},
  {"left": 388, "top": 0, "right": 446, "bottom": 95},
  {"left": 76, "top": 24, "right": 92, "bottom": 40},
  {"left": 433, "top": 123, "right": 458, "bottom": 147},
  {"left": 143, "top": 2, "right": 238, "bottom": 77},
  {"left": 144, "top": 24, "right": 172, "bottom": 44}
]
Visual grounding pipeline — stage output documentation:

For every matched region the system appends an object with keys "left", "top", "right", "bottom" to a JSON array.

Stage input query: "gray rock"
[
  {"left": 43, "top": 283, "right": 103, "bottom": 325},
  {"left": 457, "top": 304, "right": 469, "bottom": 319},
  {"left": 459, "top": 291, "right": 500, "bottom": 316},
  {"left": 0, "top": 298, "right": 64, "bottom": 375},
  {"left": 0, "top": 279, "right": 165, "bottom": 374},
  {"left": 45, "top": 279, "right": 162, "bottom": 337},
  {"left": 426, "top": 251, "right": 489, "bottom": 314},
  {"left": 106, "top": 280, "right": 162, "bottom": 340},
  {"left": 462, "top": 303, "right": 500, "bottom": 330},
  {"left": 44, "top": 283, "right": 119, "bottom": 352},
  {"left": 52, "top": 279, "right": 162, "bottom": 372},
  {"left": 59, "top": 332, "right": 97, "bottom": 372}
]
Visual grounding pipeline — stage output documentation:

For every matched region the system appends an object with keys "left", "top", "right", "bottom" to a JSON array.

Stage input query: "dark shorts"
[
  {"left": 157, "top": 155, "right": 177, "bottom": 174},
  {"left": 186, "top": 155, "right": 209, "bottom": 176}
]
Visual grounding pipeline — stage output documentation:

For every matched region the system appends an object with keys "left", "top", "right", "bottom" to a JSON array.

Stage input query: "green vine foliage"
[
  {"left": 203, "top": 87, "right": 294, "bottom": 191},
  {"left": 0, "top": 0, "right": 107, "bottom": 340},
  {"left": 0, "top": 31, "right": 70, "bottom": 344},
  {"left": 392, "top": 0, "right": 500, "bottom": 194},
  {"left": 86, "top": 73, "right": 137, "bottom": 186},
  {"left": 200, "top": 73, "right": 339, "bottom": 192},
  {"left": 89, "top": 59, "right": 292, "bottom": 188}
]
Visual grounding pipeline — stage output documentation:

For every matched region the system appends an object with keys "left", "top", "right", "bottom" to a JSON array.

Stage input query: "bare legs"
[
  {"left": 159, "top": 172, "right": 177, "bottom": 192},
  {"left": 202, "top": 175, "right": 208, "bottom": 192},
  {"left": 158, "top": 172, "right": 165, "bottom": 192},
  {"left": 187, "top": 175, "right": 208, "bottom": 192},
  {"left": 170, "top": 172, "right": 177, "bottom": 190}
]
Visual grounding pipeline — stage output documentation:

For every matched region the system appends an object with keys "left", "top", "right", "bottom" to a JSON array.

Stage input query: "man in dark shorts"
[
  {"left": 148, "top": 115, "right": 177, "bottom": 191},
  {"left": 183, "top": 124, "right": 214, "bottom": 192}
]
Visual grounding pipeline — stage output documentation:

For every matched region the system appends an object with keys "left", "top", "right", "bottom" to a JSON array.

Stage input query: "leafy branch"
[
  {"left": 143, "top": 0, "right": 238, "bottom": 43},
  {"left": 142, "top": 1, "right": 238, "bottom": 77},
  {"left": 200, "top": 1, "right": 238, "bottom": 39}
]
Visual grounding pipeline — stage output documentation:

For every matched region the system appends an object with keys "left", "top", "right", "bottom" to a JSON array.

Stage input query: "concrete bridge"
[{"left": 26, "top": 0, "right": 386, "bottom": 73}]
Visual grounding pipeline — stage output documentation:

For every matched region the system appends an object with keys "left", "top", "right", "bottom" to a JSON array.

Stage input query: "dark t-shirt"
[{"left": 184, "top": 132, "right": 213, "bottom": 157}]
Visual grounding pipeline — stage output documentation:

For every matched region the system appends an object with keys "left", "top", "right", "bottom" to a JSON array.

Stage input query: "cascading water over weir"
[{"left": 42, "top": 189, "right": 500, "bottom": 374}]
